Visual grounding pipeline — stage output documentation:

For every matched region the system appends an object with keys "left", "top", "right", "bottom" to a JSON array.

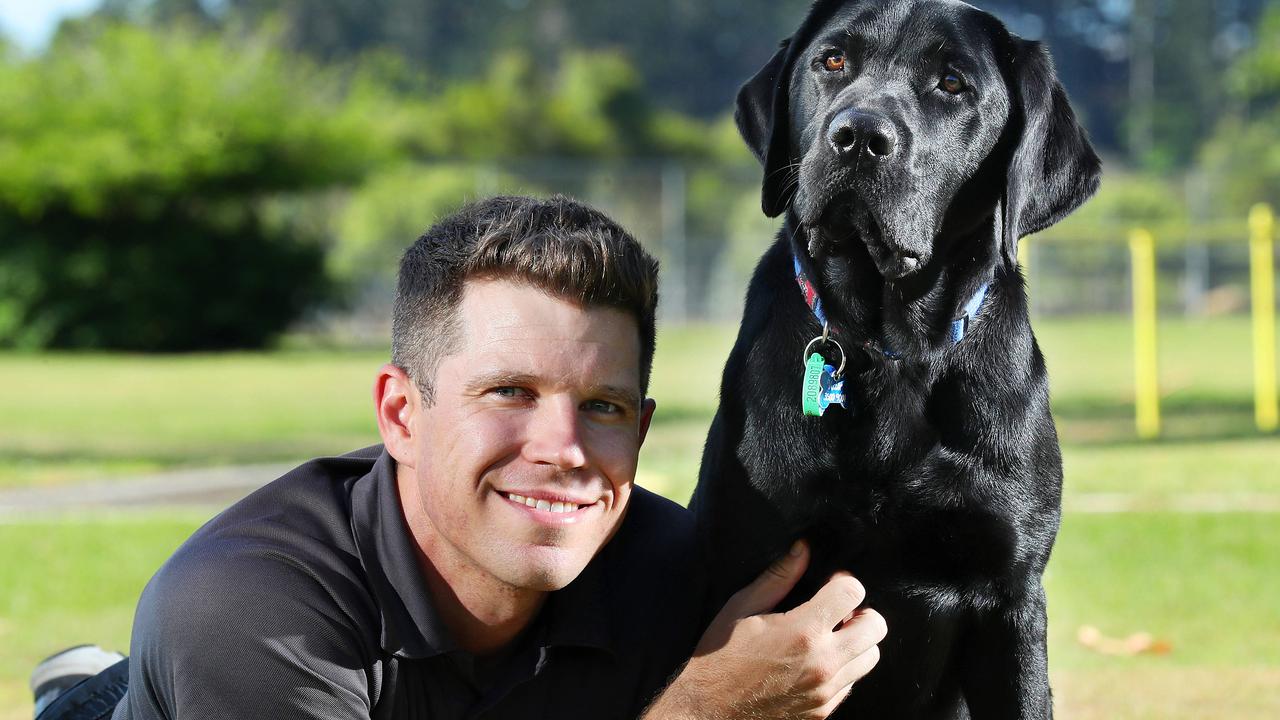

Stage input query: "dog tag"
[
  {"left": 802, "top": 352, "right": 826, "bottom": 416},
  {"left": 819, "top": 364, "right": 847, "bottom": 413}
]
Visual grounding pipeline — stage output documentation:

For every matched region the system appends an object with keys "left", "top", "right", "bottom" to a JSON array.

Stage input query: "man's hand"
[{"left": 644, "top": 541, "right": 887, "bottom": 720}]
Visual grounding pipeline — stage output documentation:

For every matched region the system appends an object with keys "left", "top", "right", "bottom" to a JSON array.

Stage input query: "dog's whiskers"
[{"left": 765, "top": 161, "right": 803, "bottom": 184}]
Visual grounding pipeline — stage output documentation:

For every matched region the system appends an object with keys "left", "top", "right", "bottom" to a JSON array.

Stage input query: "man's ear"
[
  {"left": 1001, "top": 39, "right": 1102, "bottom": 266},
  {"left": 374, "top": 363, "right": 419, "bottom": 469},
  {"left": 637, "top": 398, "right": 657, "bottom": 448},
  {"left": 735, "top": 38, "right": 795, "bottom": 218}
]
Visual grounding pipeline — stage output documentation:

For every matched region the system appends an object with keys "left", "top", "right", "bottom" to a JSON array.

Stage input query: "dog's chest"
[{"left": 801, "top": 371, "right": 1030, "bottom": 593}]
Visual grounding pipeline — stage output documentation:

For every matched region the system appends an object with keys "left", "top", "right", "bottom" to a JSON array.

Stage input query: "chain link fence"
[{"left": 315, "top": 160, "right": 1279, "bottom": 342}]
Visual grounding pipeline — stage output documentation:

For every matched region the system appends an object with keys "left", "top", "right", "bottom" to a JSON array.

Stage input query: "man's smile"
[{"left": 498, "top": 490, "right": 603, "bottom": 524}]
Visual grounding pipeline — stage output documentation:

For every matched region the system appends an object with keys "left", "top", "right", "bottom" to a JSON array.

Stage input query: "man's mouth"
[{"left": 500, "top": 491, "right": 593, "bottom": 515}]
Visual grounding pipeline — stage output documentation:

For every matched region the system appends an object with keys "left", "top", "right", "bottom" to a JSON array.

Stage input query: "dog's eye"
[
  {"left": 823, "top": 53, "right": 846, "bottom": 72},
  {"left": 939, "top": 73, "right": 967, "bottom": 94}
]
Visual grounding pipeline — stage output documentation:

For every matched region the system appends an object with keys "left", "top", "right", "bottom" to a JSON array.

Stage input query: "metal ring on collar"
[{"left": 802, "top": 335, "right": 846, "bottom": 378}]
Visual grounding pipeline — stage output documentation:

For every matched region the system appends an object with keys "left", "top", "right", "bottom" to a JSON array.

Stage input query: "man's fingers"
[
  {"left": 814, "top": 645, "right": 881, "bottom": 719},
  {"left": 791, "top": 572, "right": 866, "bottom": 631},
  {"left": 825, "top": 642, "right": 882, "bottom": 697},
  {"left": 833, "top": 607, "right": 888, "bottom": 658},
  {"left": 813, "top": 679, "right": 856, "bottom": 720},
  {"left": 722, "top": 541, "right": 809, "bottom": 618}
]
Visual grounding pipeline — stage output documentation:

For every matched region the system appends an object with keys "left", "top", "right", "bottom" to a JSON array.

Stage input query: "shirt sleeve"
[{"left": 112, "top": 539, "right": 380, "bottom": 720}]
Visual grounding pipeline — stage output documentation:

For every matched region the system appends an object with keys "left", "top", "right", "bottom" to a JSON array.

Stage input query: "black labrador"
[{"left": 691, "top": 0, "right": 1100, "bottom": 717}]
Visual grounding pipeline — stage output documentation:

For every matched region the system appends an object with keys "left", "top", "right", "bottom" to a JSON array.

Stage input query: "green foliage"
[
  {"left": 1197, "top": 4, "right": 1280, "bottom": 213},
  {"left": 1059, "top": 171, "right": 1188, "bottom": 229},
  {"left": 0, "top": 24, "right": 384, "bottom": 217},
  {"left": 0, "top": 18, "right": 728, "bottom": 350},
  {"left": 1199, "top": 116, "right": 1280, "bottom": 214},
  {"left": 323, "top": 49, "right": 723, "bottom": 301},
  {"left": 1228, "top": 4, "right": 1280, "bottom": 111},
  {"left": 371, "top": 49, "right": 717, "bottom": 161},
  {"left": 0, "top": 205, "right": 330, "bottom": 350},
  {"left": 0, "top": 24, "right": 390, "bottom": 350},
  {"left": 547, "top": 51, "right": 648, "bottom": 156},
  {"left": 333, "top": 163, "right": 534, "bottom": 292}
]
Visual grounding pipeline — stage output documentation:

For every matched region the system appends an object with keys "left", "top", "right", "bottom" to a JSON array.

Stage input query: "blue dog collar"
[
  {"left": 793, "top": 253, "right": 828, "bottom": 326},
  {"left": 949, "top": 281, "right": 990, "bottom": 343},
  {"left": 792, "top": 249, "right": 990, "bottom": 350}
]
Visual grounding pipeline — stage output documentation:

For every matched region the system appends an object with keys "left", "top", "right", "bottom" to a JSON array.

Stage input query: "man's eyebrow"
[
  {"left": 465, "top": 371, "right": 540, "bottom": 393},
  {"left": 589, "top": 385, "right": 642, "bottom": 410}
]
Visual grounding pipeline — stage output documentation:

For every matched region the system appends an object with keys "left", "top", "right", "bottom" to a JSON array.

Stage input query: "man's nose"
[
  {"left": 826, "top": 108, "right": 898, "bottom": 159},
  {"left": 523, "top": 397, "right": 588, "bottom": 470}
]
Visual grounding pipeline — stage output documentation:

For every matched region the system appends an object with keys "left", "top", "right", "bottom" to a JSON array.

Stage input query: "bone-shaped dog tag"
[{"left": 819, "top": 364, "right": 847, "bottom": 413}]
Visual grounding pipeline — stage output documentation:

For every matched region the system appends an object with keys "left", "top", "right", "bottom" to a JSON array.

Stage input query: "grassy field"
[
  {"left": 1, "top": 315, "right": 1278, "bottom": 718},
  {"left": 2, "top": 316, "right": 1278, "bottom": 495},
  {"left": 1, "top": 511, "right": 1275, "bottom": 719}
]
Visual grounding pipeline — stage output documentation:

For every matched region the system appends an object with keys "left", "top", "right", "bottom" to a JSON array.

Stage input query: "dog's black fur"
[{"left": 690, "top": 1, "right": 1100, "bottom": 717}]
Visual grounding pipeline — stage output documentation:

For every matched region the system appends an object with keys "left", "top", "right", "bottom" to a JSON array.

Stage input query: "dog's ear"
[
  {"left": 735, "top": 39, "right": 794, "bottom": 218},
  {"left": 1001, "top": 39, "right": 1101, "bottom": 266}
]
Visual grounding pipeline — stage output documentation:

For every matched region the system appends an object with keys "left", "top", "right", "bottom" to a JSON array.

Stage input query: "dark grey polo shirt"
[{"left": 112, "top": 445, "right": 704, "bottom": 720}]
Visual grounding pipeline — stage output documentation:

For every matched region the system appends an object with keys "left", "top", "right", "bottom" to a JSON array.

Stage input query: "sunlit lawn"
[
  {"left": 2, "top": 316, "right": 1278, "bottom": 496},
  {"left": 1, "top": 510, "right": 1275, "bottom": 720},
  {"left": 0, "top": 351, "right": 382, "bottom": 488},
  {"left": 1, "top": 315, "right": 1278, "bottom": 718}
]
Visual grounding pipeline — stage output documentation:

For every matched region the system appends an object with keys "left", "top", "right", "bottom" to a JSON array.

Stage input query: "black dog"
[{"left": 691, "top": 0, "right": 1100, "bottom": 717}]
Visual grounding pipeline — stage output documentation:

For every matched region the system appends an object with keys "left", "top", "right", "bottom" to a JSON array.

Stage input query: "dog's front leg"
[{"left": 958, "top": 585, "right": 1053, "bottom": 719}]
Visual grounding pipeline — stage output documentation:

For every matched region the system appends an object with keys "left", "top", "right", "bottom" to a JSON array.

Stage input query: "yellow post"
[
  {"left": 1129, "top": 229, "right": 1160, "bottom": 439},
  {"left": 1249, "top": 203, "right": 1278, "bottom": 432}
]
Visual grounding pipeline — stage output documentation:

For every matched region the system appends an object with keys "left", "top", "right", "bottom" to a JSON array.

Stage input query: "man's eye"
[
  {"left": 584, "top": 400, "right": 622, "bottom": 415},
  {"left": 491, "top": 387, "right": 530, "bottom": 399}
]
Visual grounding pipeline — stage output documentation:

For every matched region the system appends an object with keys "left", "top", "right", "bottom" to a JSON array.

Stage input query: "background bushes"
[{"left": 0, "top": 24, "right": 385, "bottom": 350}]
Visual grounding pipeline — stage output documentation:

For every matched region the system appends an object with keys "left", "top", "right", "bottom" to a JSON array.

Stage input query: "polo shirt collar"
[{"left": 349, "top": 447, "right": 616, "bottom": 661}]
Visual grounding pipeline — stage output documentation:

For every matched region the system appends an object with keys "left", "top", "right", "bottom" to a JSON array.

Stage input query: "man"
[{"left": 35, "top": 195, "right": 885, "bottom": 720}]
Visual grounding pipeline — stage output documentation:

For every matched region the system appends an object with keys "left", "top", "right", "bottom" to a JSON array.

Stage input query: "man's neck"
[{"left": 396, "top": 469, "right": 546, "bottom": 657}]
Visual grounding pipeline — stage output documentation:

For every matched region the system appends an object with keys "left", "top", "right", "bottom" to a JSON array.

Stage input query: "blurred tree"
[
  {"left": 339, "top": 47, "right": 715, "bottom": 161},
  {"left": 1228, "top": 2, "right": 1280, "bottom": 114},
  {"left": 99, "top": 0, "right": 1277, "bottom": 168},
  {"left": 984, "top": 0, "right": 1269, "bottom": 169},
  {"left": 97, "top": 0, "right": 804, "bottom": 120},
  {"left": 1198, "top": 3, "right": 1280, "bottom": 213},
  {"left": 0, "top": 24, "right": 390, "bottom": 350}
]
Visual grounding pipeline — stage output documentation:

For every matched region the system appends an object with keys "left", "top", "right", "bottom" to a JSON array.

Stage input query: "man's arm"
[
  {"left": 643, "top": 542, "right": 887, "bottom": 720},
  {"left": 114, "top": 543, "right": 377, "bottom": 720}
]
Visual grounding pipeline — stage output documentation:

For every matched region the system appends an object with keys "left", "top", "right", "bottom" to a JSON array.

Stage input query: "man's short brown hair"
[{"left": 392, "top": 195, "right": 660, "bottom": 403}]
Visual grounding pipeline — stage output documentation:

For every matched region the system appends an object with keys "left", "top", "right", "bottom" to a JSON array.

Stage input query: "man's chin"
[{"left": 495, "top": 545, "right": 592, "bottom": 592}]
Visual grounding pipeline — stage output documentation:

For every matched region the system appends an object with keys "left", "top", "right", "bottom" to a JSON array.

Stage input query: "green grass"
[
  {"left": 0, "top": 513, "right": 213, "bottom": 719},
  {"left": 1047, "top": 513, "right": 1280, "bottom": 668},
  {"left": 0, "top": 350, "right": 385, "bottom": 487},
  {"left": 3, "top": 316, "right": 1277, "bottom": 494},
  {"left": 1, "top": 510, "right": 1275, "bottom": 719},
  {"left": 1, "top": 315, "right": 1278, "bottom": 717},
  {"left": 1038, "top": 315, "right": 1280, "bottom": 445}
]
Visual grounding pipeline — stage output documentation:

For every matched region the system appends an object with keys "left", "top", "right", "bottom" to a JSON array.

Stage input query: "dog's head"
[{"left": 737, "top": 0, "right": 1101, "bottom": 279}]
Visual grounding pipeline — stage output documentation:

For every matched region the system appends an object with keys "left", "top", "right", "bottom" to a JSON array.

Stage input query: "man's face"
[{"left": 399, "top": 278, "right": 653, "bottom": 593}]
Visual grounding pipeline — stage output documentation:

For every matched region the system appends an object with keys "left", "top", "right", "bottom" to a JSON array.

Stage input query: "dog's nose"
[{"left": 827, "top": 108, "right": 897, "bottom": 159}]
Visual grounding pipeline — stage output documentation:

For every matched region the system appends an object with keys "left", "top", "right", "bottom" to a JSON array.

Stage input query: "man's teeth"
[{"left": 505, "top": 493, "right": 581, "bottom": 513}]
